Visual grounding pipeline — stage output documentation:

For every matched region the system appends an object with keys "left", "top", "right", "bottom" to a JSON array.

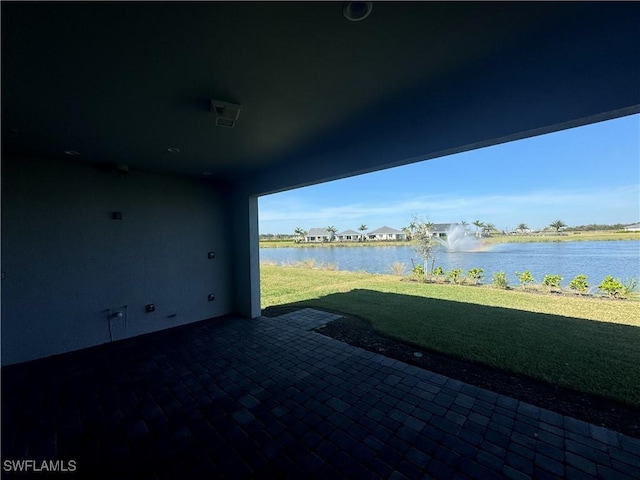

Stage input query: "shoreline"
[{"left": 259, "top": 232, "right": 640, "bottom": 248}]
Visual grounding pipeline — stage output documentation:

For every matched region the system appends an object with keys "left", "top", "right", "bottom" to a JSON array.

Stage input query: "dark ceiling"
[{"left": 2, "top": 2, "right": 639, "bottom": 183}]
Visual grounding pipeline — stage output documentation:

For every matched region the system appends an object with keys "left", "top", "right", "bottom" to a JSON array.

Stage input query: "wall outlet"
[{"left": 208, "top": 294, "right": 215, "bottom": 302}]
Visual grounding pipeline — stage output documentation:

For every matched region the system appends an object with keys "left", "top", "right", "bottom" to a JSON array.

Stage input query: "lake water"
[{"left": 260, "top": 240, "right": 640, "bottom": 289}]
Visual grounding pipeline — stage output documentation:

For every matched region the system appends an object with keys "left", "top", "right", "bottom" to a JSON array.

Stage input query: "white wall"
[{"left": 1, "top": 156, "right": 233, "bottom": 365}]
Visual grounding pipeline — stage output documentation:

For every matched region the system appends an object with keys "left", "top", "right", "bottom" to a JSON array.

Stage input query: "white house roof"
[
  {"left": 306, "top": 228, "right": 332, "bottom": 236},
  {"left": 369, "top": 226, "right": 402, "bottom": 234},
  {"left": 337, "top": 229, "right": 360, "bottom": 236},
  {"left": 432, "top": 223, "right": 458, "bottom": 232}
]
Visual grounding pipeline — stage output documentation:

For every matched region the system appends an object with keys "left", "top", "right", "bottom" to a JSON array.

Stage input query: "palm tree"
[
  {"left": 415, "top": 220, "right": 435, "bottom": 238},
  {"left": 472, "top": 220, "right": 484, "bottom": 238},
  {"left": 460, "top": 220, "right": 469, "bottom": 233},
  {"left": 484, "top": 223, "right": 497, "bottom": 237},
  {"left": 516, "top": 223, "right": 528, "bottom": 235},
  {"left": 358, "top": 223, "right": 368, "bottom": 242},
  {"left": 294, "top": 227, "right": 307, "bottom": 243},
  {"left": 401, "top": 226, "right": 412, "bottom": 241},
  {"left": 326, "top": 225, "right": 337, "bottom": 242},
  {"left": 549, "top": 220, "right": 567, "bottom": 234}
]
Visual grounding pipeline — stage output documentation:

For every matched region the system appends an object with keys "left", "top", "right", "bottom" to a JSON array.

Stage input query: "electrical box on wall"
[{"left": 107, "top": 305, "right": 128, "bottom": 342}]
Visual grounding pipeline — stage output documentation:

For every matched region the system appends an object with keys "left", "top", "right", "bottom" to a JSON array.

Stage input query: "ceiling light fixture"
[
  {"left": 64, "top": 150, "right": 80, "bottom": 156},
  {"left": 211, "top": 100, "right": 241, "bottom": 128},
  {"left": 167, "top": 147, "right": 181, "bottom": 153},
  {"left": 343, "top": 1, "right": 372, "bottom": 22}
]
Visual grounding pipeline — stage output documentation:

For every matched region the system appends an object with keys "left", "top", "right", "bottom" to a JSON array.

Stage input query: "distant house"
[
  {"left": 336, "top": 229, "right": 362, "bottom": 242},
  {"left": 409, "top": 223, "right": 461, "bottom": 239},
  {"left": 367, "top": 226, "right": 406, "bottom": 241},
  {"left": 304, "top": 228, "right": 334, "bottom": 242},
  {"left": 431, "top": 223, "right": 459, "bottom": 238},
  {"left": 624, "top": 223, "right": 640, "bottom": 232}
]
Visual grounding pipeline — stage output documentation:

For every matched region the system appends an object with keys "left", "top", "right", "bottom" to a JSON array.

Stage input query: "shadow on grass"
[{"left": 274, "top": 288, "right": 640, "bottom": 407}]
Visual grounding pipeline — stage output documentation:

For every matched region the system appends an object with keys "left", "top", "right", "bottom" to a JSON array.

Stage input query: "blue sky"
[{"left": 259, "top": 114, "right": 639, "bottom": 234}]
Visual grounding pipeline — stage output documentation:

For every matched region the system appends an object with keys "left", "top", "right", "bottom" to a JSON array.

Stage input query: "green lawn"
[
  {"left": 486, "top": 231, "right": 640, "bottom": 243},
  {"left": 261, "top": 265, "right": 640, "bottom": 407}
]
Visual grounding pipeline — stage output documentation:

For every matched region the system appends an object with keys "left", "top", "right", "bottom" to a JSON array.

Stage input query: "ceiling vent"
[{"left": 211, "top": 100, "right": 241, "bottom": 128}]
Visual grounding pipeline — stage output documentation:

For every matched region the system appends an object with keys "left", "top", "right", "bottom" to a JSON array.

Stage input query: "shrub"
[
  {"left": 598, "top": 275, "right": 625, "bottom": 298},
  {"left": 568, "top": 274, "right": 589, "bottom": 294},
  {"left": 410, "top": 264, "right": 425, "bottom": 281},
  {"left": 432, "top": 266, "right": 445, "bottom": 283},
  {"left": 622, "top": 277, "right": 638, "bottom": 296},
  {"left": 390, "top": 262, "right": 406, "bottom": 276},
  {"left": 542, "top": 274, "right": 562, "bottom": 292},
  {"left": 412, "top": 264, "right": 424, "bottom": 276},
  {"left": 466, "top": 267, "right": 484, "bottom": 285},
  {"left": 446, "top": 268, "right": 464, "bottom": 285},
  {"left": 515, "top": 270, "right": 534, "bottom": 290},
  {"left": 299, "top": 258, "right": 316, "bottom": 269},
  {"left": 493, "top": 272, "right": 508, "bottom": 289}
]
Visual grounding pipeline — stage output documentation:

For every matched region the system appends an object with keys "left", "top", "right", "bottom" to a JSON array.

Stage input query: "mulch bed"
[{"left": 263, "top": 306, "right": 640, "bottom": 439}]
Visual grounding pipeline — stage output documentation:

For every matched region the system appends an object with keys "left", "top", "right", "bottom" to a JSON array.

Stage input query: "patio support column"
[{"left": 231, "top": 192, "right": 261, "bottom": 319}]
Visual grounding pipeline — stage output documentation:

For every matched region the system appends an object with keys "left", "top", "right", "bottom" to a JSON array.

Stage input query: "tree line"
[{"left": 260, "top": 221, "right": 633, "bottom": 241}]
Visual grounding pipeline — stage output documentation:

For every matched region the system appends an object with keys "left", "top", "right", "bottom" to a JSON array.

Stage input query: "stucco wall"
[{"left": 1, "top": 156, "right": 233, "bottom": 365}]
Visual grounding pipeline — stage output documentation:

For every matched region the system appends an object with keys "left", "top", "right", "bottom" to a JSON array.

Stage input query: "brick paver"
[{"left": 2, "top": 308, "right": 639, "bottom": 478}]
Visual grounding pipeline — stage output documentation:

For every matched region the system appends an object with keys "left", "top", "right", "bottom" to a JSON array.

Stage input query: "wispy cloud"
[{"left": 259, "top": 184, "right": 639, "bottom": 232}]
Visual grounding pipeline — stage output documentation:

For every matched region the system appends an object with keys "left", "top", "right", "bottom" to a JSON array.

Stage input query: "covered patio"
[
  {"left": 3, "top": 309, "right": 639, "bottom": 478},
  {"left": 2, "top": 2, "right": 639, "bottom": 478}
]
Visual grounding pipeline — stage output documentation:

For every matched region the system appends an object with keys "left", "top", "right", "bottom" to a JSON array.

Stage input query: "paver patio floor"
[{"left": 2, "top": 308, "right": 639, "bottom": 479}]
